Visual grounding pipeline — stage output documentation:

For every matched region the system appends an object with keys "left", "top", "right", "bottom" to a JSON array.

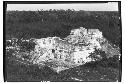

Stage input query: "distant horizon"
[
  {"left": 7, "top": 2, "right": 118, "bottom": 11},
  {"left": 6, "top": 8, "right": 119, "bottom": 12}
]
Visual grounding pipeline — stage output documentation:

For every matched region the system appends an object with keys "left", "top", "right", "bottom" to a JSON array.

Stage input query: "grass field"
[{"left": 5, "top": 51, "right": 120, "bottom": 82}]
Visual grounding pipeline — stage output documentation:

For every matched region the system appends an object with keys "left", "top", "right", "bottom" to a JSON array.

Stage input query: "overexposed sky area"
[{"left": 7, "top": 2, "right": 118, "bottom": 11}]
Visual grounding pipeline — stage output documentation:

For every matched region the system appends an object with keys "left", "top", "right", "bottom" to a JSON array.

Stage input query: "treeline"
[{"left": 5, "top": 9, "right": 121, "bottom": 47}]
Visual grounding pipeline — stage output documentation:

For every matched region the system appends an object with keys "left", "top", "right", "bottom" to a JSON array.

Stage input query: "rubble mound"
[{"left": 7, "top": 27, "right": 121, "bottom": 73}]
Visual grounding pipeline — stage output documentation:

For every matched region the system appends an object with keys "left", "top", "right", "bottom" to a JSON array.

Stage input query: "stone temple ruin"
[{"left": 8, "top": 27, "right": 121, "bottom": 73}]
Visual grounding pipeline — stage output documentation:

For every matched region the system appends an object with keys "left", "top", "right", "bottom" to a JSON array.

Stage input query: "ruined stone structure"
[
  {"left": 27, "top": 27, "right": 120, "bottom": 72},
  {"left": 6, "top": 27, "right": 120, "bottom": 73}
]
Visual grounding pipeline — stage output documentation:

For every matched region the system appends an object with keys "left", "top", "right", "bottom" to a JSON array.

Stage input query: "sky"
[{"left": 7, "top": 2, "right": 118, "bottom": 11}]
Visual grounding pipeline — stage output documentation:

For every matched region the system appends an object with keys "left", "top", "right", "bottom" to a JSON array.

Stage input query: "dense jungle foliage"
[{"left": 5, "top": 9, "right": 121, "bottom": 47}]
